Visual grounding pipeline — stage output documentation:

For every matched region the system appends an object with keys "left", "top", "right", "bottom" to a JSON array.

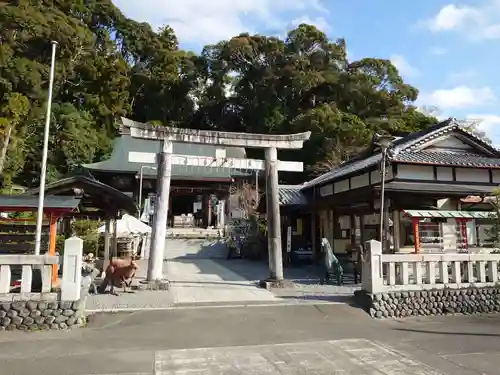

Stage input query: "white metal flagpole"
[{"left": 34, "top": 40, "right": 58, "bottom": 255}]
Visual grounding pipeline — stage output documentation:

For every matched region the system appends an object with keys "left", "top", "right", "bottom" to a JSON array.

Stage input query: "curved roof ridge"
[{"left": 301, "top": 118, "right": 468, "bottom": 189}]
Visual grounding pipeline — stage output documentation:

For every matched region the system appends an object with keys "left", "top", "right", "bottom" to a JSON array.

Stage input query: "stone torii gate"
[{"left": 120, "top": 118, "right": 310, "bottom": 283}]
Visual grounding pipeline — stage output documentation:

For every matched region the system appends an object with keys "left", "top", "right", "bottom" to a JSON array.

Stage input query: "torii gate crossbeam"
[
  {"left": 128, "top": 152, "right": 304, "bottom": 172},
  {"left": 121, "top": 117, "right": 310, "bottom": 149},
  {"left": 120, "top": 118, "right": 311, "bottom": 284}
]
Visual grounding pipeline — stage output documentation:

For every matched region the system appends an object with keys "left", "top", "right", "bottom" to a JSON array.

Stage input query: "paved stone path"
[
  {"left": 86, "top": 258, "right": 279, "bottom": 311},
  {"left": 85, "top": 241, "right": 364, "bottom": 312},
  {"left": 213, "top": 258, "right": 361, "bottom": 303},
  {"left": 166, "top": 259, "right": 278, "bottom": 304},
  {"left": 84, "top": 339, "right": 443, "bottom": 375},
  {"left": 154, "top": 339, "right": 444, "bottom": 374},
  {"left": 85, "top": 259, "right": 173, "bottom": 311},
  {"left": 85, "top": 290, "right": 174, "bottom": 311}
]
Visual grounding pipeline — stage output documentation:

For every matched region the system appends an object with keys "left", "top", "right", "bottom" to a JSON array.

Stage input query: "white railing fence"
[
  {"left": 0, "top": 236, "right": 83, "bottom": 301},
  {"left": 362, "top": 240, "right": 500, "bottom": 294},
  {"left": 0, "top": 255, "right": 58, "bottom": 294}
]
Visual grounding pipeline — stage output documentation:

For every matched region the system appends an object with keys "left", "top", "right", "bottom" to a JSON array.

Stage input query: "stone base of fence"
[
  {"left": 355, "top": 287, "right": 500, "bottom": 319},
  {"left": 0, "top": 298, "right": 86, "bottom": 331},
  {"left": 0, "top": 237, "right": 87, "bottom": 332}
]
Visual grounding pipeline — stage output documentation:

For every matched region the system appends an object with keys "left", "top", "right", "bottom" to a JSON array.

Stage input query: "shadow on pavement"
[
  {"left": 170, "top": 280, "right": 260, "bottom": 287},
  {"left": 211, "top": 258, "right": 361, "bottom": 286},
  {"left": 277, "top": 295, "right": 355, "bottom": 303},
  {"left": 167, "top": 258, "right": 260, "bottom": 282},
  {"left": 394, "top": 327, "right": 500, "bottom": 337}
]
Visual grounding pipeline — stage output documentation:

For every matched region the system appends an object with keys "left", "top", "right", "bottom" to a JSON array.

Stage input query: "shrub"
[{"left": 71, "top": 219, "right": 102, "bottom": 255}]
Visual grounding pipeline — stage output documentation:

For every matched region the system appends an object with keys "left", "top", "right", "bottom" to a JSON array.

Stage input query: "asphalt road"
[{"left": 1, "top": 303, "right": 499, "bottom": 374}]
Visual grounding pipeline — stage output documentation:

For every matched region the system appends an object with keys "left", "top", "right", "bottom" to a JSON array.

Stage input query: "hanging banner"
[{"left": 140, "top": 193, "right": 156, "bottom": 224}]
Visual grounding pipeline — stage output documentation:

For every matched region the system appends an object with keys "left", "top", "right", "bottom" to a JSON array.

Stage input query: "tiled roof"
[
  {"left": 302, "top": 118, "right": 500, "bottom": 189},
  {"left": 0, "top": 195, "right": 80, "bottom": 210},
  {"left": 394, "top": 151, "right": 500, "bottom": 168},
  {"left": 401, "top": 209, "right": 495, "bottom": 219},
  {"left": 29, "top": 175, "right": 138, "bottom": 215},
  {"left": 302, "top": 153, "right": 381, "bottom": 189},
  {"left": 82, "top": 135, "right": 250, "bottom": 179},
  {"left": 278, "top": 185, "right": 308, "bottom": 206}
]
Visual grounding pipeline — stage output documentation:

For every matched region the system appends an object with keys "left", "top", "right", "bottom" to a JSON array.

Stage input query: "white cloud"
[
  {"left": 390, "top": 54, "right": 419, "bottom": 78},
  {"left": 290, "top": 16, "right": 330, "bottom": 32},
  {"left": 427, "top": 4, "right": 482, "bottom": 32},
  {"left": 446, "top": 69, "right": 477, "bottom": 85},
  {"left": 418, "top": 86, "right": 496, "bottom": 110},
  {"left": 424, "top": 1, "right": 500, "bottom": 40},
  {"left": 428, "top": 46, "right": 448, "bottom": 55},
  {"left": 466, "top": 114, "right": 500, "bottom": 133},
  {"left": 112, "top": 0, "right": 328, "bottom": 45},
  {"left": 465, "top": 114, "right": 500, "bottom": 144}
]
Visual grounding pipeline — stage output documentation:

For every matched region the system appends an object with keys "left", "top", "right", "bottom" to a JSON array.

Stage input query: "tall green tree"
[
  {"left": 0, "top": 0, "right": 198, "bottom": 186},
  {"left": 0, "top": 0, "right": 438, "bottom": 187},
  {"left": 192, "top": 24, "right": 436, "bottom": 181},
  {"left": 0, "top": 92, "right": 29, "bottom": 176}
]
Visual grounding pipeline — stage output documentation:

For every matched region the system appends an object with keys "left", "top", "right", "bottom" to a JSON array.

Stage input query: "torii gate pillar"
[
  {"left": 265, "top": 147, "right": 282, "bottom": 280},
  {"left": 147, "top": 140, "right": 172, "bottom": 282}
]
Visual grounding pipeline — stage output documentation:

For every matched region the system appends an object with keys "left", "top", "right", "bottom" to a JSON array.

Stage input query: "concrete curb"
[{"left": 85, "top": 299, "right": 347, "bottom": 313}]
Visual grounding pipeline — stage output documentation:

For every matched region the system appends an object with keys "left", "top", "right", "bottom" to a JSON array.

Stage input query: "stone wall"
[
  {"left": 355, "top": 287, "right": 500, "bottom": 318},
  {"left": 0, "top": 299, "right": 86, "bottom": 331}
]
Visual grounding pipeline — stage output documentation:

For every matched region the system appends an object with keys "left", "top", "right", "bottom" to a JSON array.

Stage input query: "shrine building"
[
  {"left": 81, "top": 126, "right": 253, "bottom": 229},
  {"left": 272, "top": 118, "right": 500, "bottom": 258}
]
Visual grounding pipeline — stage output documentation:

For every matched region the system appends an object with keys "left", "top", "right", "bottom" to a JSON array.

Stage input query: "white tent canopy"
[{"left": 98, "top": 214, "right": 152, "bottom": 236}]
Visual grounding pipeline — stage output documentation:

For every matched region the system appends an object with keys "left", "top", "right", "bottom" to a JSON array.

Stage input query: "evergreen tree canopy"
[{"left": 0, "top": 1, "right": 437, "bottom": 187}]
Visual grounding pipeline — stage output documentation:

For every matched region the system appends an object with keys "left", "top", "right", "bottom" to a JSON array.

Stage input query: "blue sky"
[{"left": 113, "top": 0, "right": 500, "bottom": 143}]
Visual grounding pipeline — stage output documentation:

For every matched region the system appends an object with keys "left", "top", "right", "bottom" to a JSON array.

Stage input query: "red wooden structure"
[{"left": 0, "top": 195, "right": 81, "bottom": 282}]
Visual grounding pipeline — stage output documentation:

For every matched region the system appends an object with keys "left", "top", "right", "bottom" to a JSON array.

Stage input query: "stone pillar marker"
[
  {"left": 362, "top": 240, "right": 383, "bottom": 294},
  {"left": 216, "top": 200, "right": 225, "bottom": 229},
  {"left": 61, "top": 236, "right": 83, "bottom": 301}
]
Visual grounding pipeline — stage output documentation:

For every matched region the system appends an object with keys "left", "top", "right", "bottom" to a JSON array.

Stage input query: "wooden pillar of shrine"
[{"left": 48, "top": 213, "right": 58, "bottom": 283}]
